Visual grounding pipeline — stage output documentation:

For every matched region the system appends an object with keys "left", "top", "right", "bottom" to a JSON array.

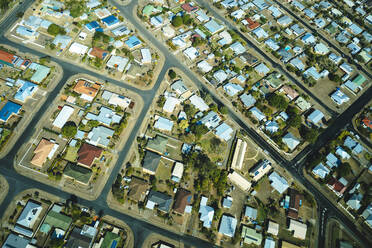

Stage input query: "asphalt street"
[{"left": 0, "top": 0, "right": 371, "bottom": 247}]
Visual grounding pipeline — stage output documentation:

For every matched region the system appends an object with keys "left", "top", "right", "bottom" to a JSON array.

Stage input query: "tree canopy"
[
  {"left": 171, "top": 16, "right": 183, "bottom": 27},
  {"left": 47, "top": 24, "right": 66, "bottom": 36},
  {"left": 61, "top": 121, "right": 77, "bottom": 138},
  {"left": 268, "top": 93, "right": 288, "bottom": 111},
  {"left": 66, "top": 0, "right": 86, "bottom": 18}
]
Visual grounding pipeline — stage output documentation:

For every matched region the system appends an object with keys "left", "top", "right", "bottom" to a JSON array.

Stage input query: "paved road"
[
  {"left": 0, "top": 1, "right": 371, "bottom": 247},
  {"left": 273, "top": 0, "right": 372, "bottom": 80}
]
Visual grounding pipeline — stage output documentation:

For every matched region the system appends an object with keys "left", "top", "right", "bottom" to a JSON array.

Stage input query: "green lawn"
[{"left": 64, "top": 146, "right": 79, "bottom": 162}]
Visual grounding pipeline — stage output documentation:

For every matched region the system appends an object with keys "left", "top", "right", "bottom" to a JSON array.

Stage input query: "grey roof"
[
  {"left": 87, "top": 126, "right": 114, "bottom": 147},
  {"left": 2, "top": 234, "right": 30, "bottom": 248},
  {"left": 219, "top": 215, "right": 237, "bottom": 237},
  {"left": 16, "top": 200, "right": 42, "bottom": 229},
  {"left": 171, "top": 80, "right": 188, "bottom": 95},
  {"left": 240, "top": 93, "right": 256, "bottom": 108},
  {"left": 142, "top": 151, "right": 161, "bottom": 173},
  {"left": 308, "top": 109, "right": 324, "bottom": 124},
  {"left": 66, "top": 227, "right": 92, "bottom": 248},
  {"left": 201, "top": 111, "right": 221, "bottom": 130},
  {"left": 346, "top": 193, "right": 363, "bottom": 210},
  {"left": 244, "top": 206, "right": 257, "bottom": 220},
  {"left": 85, "top": 107, "right": 122, "bottom": 126},
  {"left": 147, "top": 190, "right": 173, "bottom": 212},
  {"left": 268, "top": 172, "right": 289, "bottom": 194}
]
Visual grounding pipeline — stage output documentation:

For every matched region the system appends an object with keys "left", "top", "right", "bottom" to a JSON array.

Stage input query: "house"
[
  {"left": 244, "top": 206, "right": 257, "bottom": 221},
  {"left": 31, "top": 138, "right": 59, "bottom": 167},
  {"left": 183, "top": 46, "right": 199, "bottom": 62},
  {"left": 111, "top": 25, "right": 130, "bottom": 37},
  {"left": 14, "top": 79, "right": 37, "bottom": 103},
  {"left": 230, "top": 41, "right": 246, "bottom": 55},
  {"left": 312, "top": 163, "right": 330, "bottom": 179},
  {"left": 52, "top": 105, "right": 74, "bottom": 129},
  {"left": 362, "top": 205, "right": 372, "bottom": 228},
  {"left": 154, "top": 116, "right": 174, "bottom": 132},
  {"left": 77, "top": 143, "right": 103, "bottom": 168},
  {"left": 331, "top": 89, "right": 350, "bottom": 105},
  {"left": 277, "top": 15, "right": 293, "bottom": 26},
  {"left": 269, "top": 172, "right": 289, "bottom": 194},
  {"left": 162, "top": 25, "right": 175, "bottom": 38},
  {"left": 327, "top": 177, "right": 348, "bottom": 197},
  {"left": 0, "top": 49, "right": 17, "bottom": 66},
  {"left": 250, "top": 107, "right": 266, "bottom": 122},
  {"left": 228, "top": 171, "right": 252, "bottom": 191},
  {"left": 173, "top": 188, "right": 192, "bottom": 215},
  {"left": 85, "top": 21, "right": 100, "bottom": 32},
  {"left": 2, "top": 234, "right": 31, "bottom": 248},
  {"left": 231, "top": 9, "right": 245, "bottom": 20},
  {"left": 146, "top": 190, "right": 173, "bottom": 213},
  {"left": 264, "top": 238, "right": 276, "bottom": 248},
  {"left": 64, "top": 163, "right": 93, "bottom": 185},
  {"left": 219, "top": 215, "right": 237, "bottom": 238},
  {"left": 140, "top": 48, "right": 151, "bottom": 64},
  {"left": 102, "top": 15, "right": 119, "bottom": 28},
  {"left": 222, "top": 196, "right": 233, "bottom": 209},
  {"left": 197, "top": 60, "right": 213, "bottom": 73},
  {"left": 240, "top": 94, "right": 256, "bottom": 108},
  {"left": 304, "top": 8, "right": 316, "bottom": 19},
  {"left": 253, "top": 0, "right": 269, "bottom": 10},
  {"left": 307, "top": 109, "right": 324, "bottom": 125},
  {"left": 171, "top": 80, "right": 189, "bottom": 96},
  {"left": 244, "top": 17, "right": 260, "bottom": 30},
  {"left": 304, "top": 67, "right": 321, "bottom": 81},
  {"left": 340, "top": 63, "right": 353, "bottom": 75},
  {"left": 326, "top": 153, "right": 340, "bottom": 168},
  {"left": 291, "top": 0, "right": 305, "bottom": 10},
  {"left": 362, "top": 118, "right": 372, "bottom": 130},
  {"left": 125, "top": 36, "right": 142, "bottom": 49},
  {"left": 231, "top": 139, "right": 247, "bottom": 170},
  {"left": 336, "top": 146, "right": 350, "bottom": 160},
  {"left": 39, "top": 205, "right": 72, "bottom": 236},
  {"left": 163, "top": 96, "right": 180, "bottom": 113},
  {"left": 16, "top": 25, "right": 39, "bottom": 39},
  {"left": 171, "top": 162, "right": 184, "bottom": 182},
  {"left": 52, "top": 34, "right": 72, "bottom": 49},
  {"left": 295, "top": 97, "right": 311, "bottom": 111},
  {"left": 87, "top": 126, "right": 114, "bottom": 147},
  {"left": 215, "top": 122, "right": 234, "bottom": 141},
  {"left": 255, "top": 63, "right": 270, "bottom": 75},
  {"left": 267, "top": 221, "right": 279, "bottom": 236},
  {"left": 128, "top": 177, "right": 149, "bottom": 202},
  {"left": 301, "top": 33, "right": 316, "bottom": 44},
  {"left": 199, "top": 196, "right": 214, "bottom": 228},
  {"left": 106, "top": 55, "right": 129, "bottom": 72},
  {"left": 73, "top": 80, "right": 100, "bottom": 102},
  {"left": 68, "top": 42, "right": 89, "bottom": 55},
  {"left": 268, "top": 6, "right": 282, "bottom": 18},
  {"left": 28, "top": 63, "right": 50, "bottom": 84},
  {"left": 196, "top": 10, "right": 210, "bottom": 23},
  {"left": 282, "top": 132, "right": 300, "bottom": 151},
  {"left": 280, "top": 85, "right": 299, "bottom": 101},
  {"left": 101, "top": 91, "right": 131, "bottom": 109},
  {"left": 87, "top": 0, "right": 101, "bottom": 8},
  {"left": 223, "top": 83, "right": 243, "bottom": 97},
  {"left": 189, "top": 95, "right": 209, "bottom": 112},
  {"left": 213, "top": 70, "right": 228, "bottom": 83},
  {"left": 142, "top": 151, "right": 161, "bottom": 175},
  {"left": 241, "top": 225, "right": 262, "bottom": 245},
  {"left": 329, "top": 53, "right": 342, "bottom": 64},
  {"left": 94, "top": 8, "right": 111, "bottom": 19},
  {"left": 290, "top": 57, "right": 305, "bottom": 71},
  {"left": 346, "top": 193, "right": 363, "bottom": 210},
  {"left": 201, "top": 111, "right": 221, "bottom": 129},
  {"left": 218, "top": 30, "right": 232, "bottom": 45},
  {"left": 85, "top": 107, "right": 122, "bottom": 126},
  {"left": 88, "top": 47, "right": 109, "bottom": 60},
  {"left": 66, "top": 226, "right": 96, "bottom": 248},
  {"left": 252, "top": 27, "right": 268, "bottom": 39},
  {"left": 288, "top": 219, "right": 307, "bottom": 240},
  {"left": 181, "top": 3, "right": 198, "bottom": 12},
  {"left": 204, "top": 19, "right": 224, "bottom": 34},
  {"left": 15, "top": 200, "right": 42, "bottom": 237},
  {"left": 150, "top": 15, "right": 163, "bottom": 28},
  {"left": 249, "top": 159, "right": 272, "bottom": 181},
  {"left": 281, "top": 241, "right": 302, "bottom": 248},
  {"left": 314, "top": 43, "right": 330, "bottom": 55}
]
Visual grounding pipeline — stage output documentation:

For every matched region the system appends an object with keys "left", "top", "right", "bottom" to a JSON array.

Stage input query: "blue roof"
[
  {"left": 125, "top": 35, "right": 142, "bottom": 49},
  {"left": 308, "top": 109, "right": 324, "bottom": 124},
  {"left": 204, "top": 19, "right": 224, "bottom": 34},
  {"left": 312, "top": 163, "right": 330, "bottom": 179},
  {"left": 245, "top": 206, "right": 257, "bottom": 219},
  {"left": 85, "top": 21, "right": 100, "bottom": 31},
  {"left": 102, "top": 15, "right": 119, "bottom": 26},
  {"left": 219, "top": 215, "right": 237, "bottom": 237},
  {"left": 14, "top": 80, "right": 38, "bottom": 102},
  {"left": 250, "top": 107, "right": 265, "bottom": 121},
  {"left": 0, "top": 101, "right": 22, "bottom": 122},
  {"left": 215, "top": 122, "right": 233, "bottom": 141}
]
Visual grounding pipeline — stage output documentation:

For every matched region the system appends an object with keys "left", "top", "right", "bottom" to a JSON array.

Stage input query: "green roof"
[
  {"left": 42, "top": 210, "right": 72, "bottom": 231},
  {"left": 241, "top": 226, "right": 262, "bottom": 245},
  {"left": 146, "top": 135, "right": 168, "bottom": 154},
  {"left": 352, "top": 74, "right": 366, "bottom": 86},
  {"left": 142, "top": 5, "right": 154, "bottom": 15},
  {"left": 64, "top": 163, "right": 92, "bottom": 184},
  {"left": 265, "top": 72, "right": 283, "bottom": 88},
  {"left": 101, "top": 232, "right": 120, "bottom": 248}
]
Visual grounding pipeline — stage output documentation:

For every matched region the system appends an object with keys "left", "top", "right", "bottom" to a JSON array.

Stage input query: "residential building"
[
  {"left": 240, "top": 94, "right": 256, "bottom": 108},
  {"left": 244, "top": 206, "right": 257, "bottom": 221},
  {"left": 101, "top": 90, "right": 131, "bottom": 109},
  {"left": 222, "top": 196, "right": 233, "bottom": 209},
  {"left": 146, "top": 135, "right": 168, "bottom": 155},
  {"left": 199, "top": 196, "right": 214, "bottom": 228},
  {"left": 312, "top": 163, "right": 330, "bottom": 179},
  {"left": 241, "top": 225, "right": 262, "bottom": 245},
  {"left": 39, "top": 204, "right": 72, "bottom": 236},
  {"left": 77, "top": 143, "right": 103, "bottom": 168},
  {"left": 106, "top": 55, "right": 129, "bottom": 72},
  {"left": 228, "top": 171, "right": 252, "bottom": 191},
  {"left": 31, "top": 138, "right": 59, "bottom": 167},
  {"left": 2, "top": 234, "right": 30, "bottom": 248},
  {"left": 52, "top": 105, "right": 74, "bottom": 129},
  {"left": 201, "top": 111, "right": 221, "bottom": 129},
  {"left": 127, "top": 177, "right": 149, "bottom": 202},
  {"left": 282, "top": 132, "right": 300, "bottom": 151},
  {"left": 215, "top": 122, "right": 234, "bottom": 141},
  {"left": 173, "top": 188, "right": 192, "bottom": 215},
  {"left": 73, "top": 80, "right": 100, "bottom": 102},
  {"left": 219, "top": 215, "right": 237, "bottom": 237},
  {"left": 66, "top": 226, "right": 96, "bottom": 248},
  {"left": 189, "top": 95, "right": 209, "bottom": 112},
  {"left": 86, "top": 106, "right": 122, "bottom": 126},
  {"left": 231, "top": 139, "right": 247, "bottom": 170},
  {"left": 142, "top": 151, "right": 161, "bottom": 175},
  {"left": 288, "top": 219, "right": 307, "bottom": 240},
  {"left": 15, "top": 200, "right": 42, "bottom": 237},
  {"left": 87, "top": 126, "right": 114, "bottom": 147},
  {"left": 146, "top": 190, "right": 173, "bottom": 213},
  {"left": 171, "top": 162, "right": 184, "bottom": 183},
  {"left": 307, "top": 109, "right": 324, "bottom": 125},
  {"left": 267, "top": 221, "right": 279, "bottom": 236},
  {"left": 63, "top": 163, "right": 93, "bottom": 185},
  {"left": 249, "top": 159, "right": 272, "bottom": 181},
  {"left": 69, "top": 42, "right": 88, "bottom": 55},
  {"left": 268, "top": 172, "right": 289, "bottom": 194},
  {"left": 154, "top": 116, "right": 174, "bottom": 132},
  {"left": 346, "top": 193, "right": 363, "bottom": 210}
]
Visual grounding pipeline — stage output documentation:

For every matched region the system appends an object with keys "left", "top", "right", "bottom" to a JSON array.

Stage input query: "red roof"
[
  {"left": 289, "top": 189, "right": 303, "bottom": 211},
  {"left": 181, "top": 3, "right": 198, "bottom": 13},
  {"left": 327, "top": 178, "right": 347, "bottom": 194},
  {"left": 77, "top": 143, "right": 103, "bottom": 167},
  {"left": 246, "top": 18, "right": 260, "bottom": 30},
  {"left": 362, "top": 118, "right": 372, "bottom": 129},
  {"left": 0, "top": 49, "right": 15, "bottom": 64}
]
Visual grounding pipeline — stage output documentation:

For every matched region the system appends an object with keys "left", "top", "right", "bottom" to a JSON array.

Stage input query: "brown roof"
[
  {"left": 246, "top": 18, "right": 260, "bottom": 30},
  {"left": 31, "top": 139, "right": 56, "bottom": 167},
  {"left": 173, "top": 188, "right": 192, "bottom": 214},
  {"left": 128, "top": 177, "right": 149, "bottom": 202},
  {"left": 289, "top": 189, "right": 303, "bottom": 211},
  {"left": 287, "top": 208, "right": 299, "bottom": 219},
  {"left": 88, "top": 47, "right": 109, "bottom": 60},
  {"left": 327, "top": 178, "right": 347, "bottom": 194},
  {"left": 181, "top": 3, "right": 198, "bottom": 12},
  {"left": 73, "top": 80, "right": 100, "bottom": 99},
  {"left": 0, "top": 49, "right": 15, "bottom": 64},
  {"left": 77, "top": 143, "right": 102, "bottom": 167},
  {"left": 281, "top": 85, "right": 299, "bottom": 99}
]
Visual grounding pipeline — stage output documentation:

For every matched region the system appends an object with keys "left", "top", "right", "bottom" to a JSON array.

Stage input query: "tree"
[
  {"left": 182, "top": 14, "right": 193, "bottom": 25},
  {"left": 171, "top": 16, "right": 183, "bottom": 27},
  {"left": 218, "top": 105, "right": 228, "bottom": 115},
  {"left": 66, "top": 0, "right": 85, "bottom": 18},
  {"left": 288, "top": 114, "right": 302, "bottom": 128},
  {"left": 190, "top": 124, "right": 208, "bottom": 140},
  {"left": 300, "top": 126, "right": 319, "bottom": 144},
  {"left": 336, "top": 162, "right": 352, "bottom": 177},
  {"left": 47, "top": 24, "right": 66, "bottom": 36},
  {"left": 168, "top": 69, "right": 177, "bottom": 79},
  {"left": 61, "top": 121, "right": 77, "bottom": 138},
  {"left": 328, "top": 72, "right": 341, "bottom": 83},
  {"left": 268, "top": 93, "right": 288, "bottom": 111},
  {"left": 179, "top": 119, "right": 189, "bottom": 130},
  {"left": 16, "top": 11, "right": 24, "bottom": 18}
]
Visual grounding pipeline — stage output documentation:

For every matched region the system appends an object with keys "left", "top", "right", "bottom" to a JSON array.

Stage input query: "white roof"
[
  {"left": 52, "top": 105, "right": 74, "bottom": 128},
  {"left": 312, "top": 163, "right": 330, "bottom": 179},
  {"left": 288, "top": 219, "right": 307, "bottom": 240},
  {"left": 163, "top": 96, "right": 180, "bottom": 113},
  {"left": 228, "top": 171, "right": 252, "bottom": 191},
  {"left": 94, "top": 8, "right": 111, "bottom": 19},
  {"left": 141, "top": 48, "right": 151, "bottom": 64},
  {"left": 16, "top": 201, "right": 42, "bottom": 229},
  {"left": 106, "top": 55, "right": 129, "bottom": 72},
  {"left": 69, "top": 42, "right": 88, "bottom": 55},
  {"left": 183, "top": 47, "right": 199, "bottom": 60},
  {"left": 189, "top": 95, "right": 209, "bottom": 111},
  {"left": 197, "top": 60, "right": 213, "bottom": 73},
  {"left": 231, "top": 139, "right": 247, "bottom": 170},
  {"left": 282, "top": 132, "right": 300, "bottom": 151},
  {"left": 267, "top": 221, "right": 279, "bottom": 236},
  {"left": 162, "top": 25, "right": 175, "bottom": 38},
  {"left": 171, "top": 162, "right": 184, "bottom": 179}
]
